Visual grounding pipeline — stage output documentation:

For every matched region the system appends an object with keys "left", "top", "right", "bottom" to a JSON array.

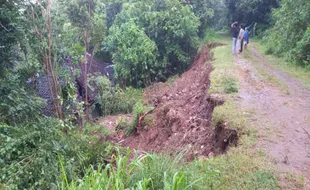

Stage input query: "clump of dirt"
[{"left": 113, "top": 45, "right": 239, "bottom": 160}]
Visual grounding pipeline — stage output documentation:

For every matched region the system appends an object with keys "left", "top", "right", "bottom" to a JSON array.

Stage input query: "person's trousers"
[
  {"left": 232, "top": 37, "right": 237, "bottom": 54},
  {"left": 240, "top": 39, "right": 244, "bottom": 52}
]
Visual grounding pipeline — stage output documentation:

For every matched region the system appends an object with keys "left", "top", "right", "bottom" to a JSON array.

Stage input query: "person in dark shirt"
[{"left": 231, "top": 21, "right": 239, "bottom": 55}]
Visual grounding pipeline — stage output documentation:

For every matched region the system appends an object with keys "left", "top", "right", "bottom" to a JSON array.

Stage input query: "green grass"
[
  {"left": 60, "top": 148, "right": 279, "bottom": 190},
  {"left": 209, "top": 42, "right": 238, "bottom": 94},
  {"left": 250, "top": 39, "right": 310, "bottom": 89},
  {"left": 201, "top": 29, "right": 220, "bottom": 44}
]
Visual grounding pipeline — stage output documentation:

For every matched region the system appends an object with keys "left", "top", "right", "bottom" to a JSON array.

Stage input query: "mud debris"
[{"left": 103, "top": 44, "right": 239, "bottom": 160}]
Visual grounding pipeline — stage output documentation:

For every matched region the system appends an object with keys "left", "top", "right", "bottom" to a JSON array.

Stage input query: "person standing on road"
[
  {"left": 231, "top": 21, "right": 239, "bottom": 55},
  {"left": 243, "top": 27, "right": 250, "bottom": 49},
  {"left": 238, "top": 25, "right": 245, "bottom": 53}
]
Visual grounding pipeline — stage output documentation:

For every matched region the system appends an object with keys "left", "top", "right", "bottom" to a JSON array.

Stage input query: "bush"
[
  {"left": 115, "top": 101, "right": 154, "bottom": 136},
  {"left": 0, "top": 74, "right": 43, "bottom": 125},
  {"left": 293, "top": 27, "right": 310, "bottom": 67},
  {"left": 89, "top": 75, "right": 143, "bottom": 116},
  {"left": 0, "top": 118, "right": 114, "bottom": 189},
  {"left": 202, "top": 29, "right": 219, "bottom": 44}
]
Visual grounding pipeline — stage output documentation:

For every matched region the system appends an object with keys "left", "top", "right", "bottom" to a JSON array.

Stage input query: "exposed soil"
[
  {"left": 102, "top": 45, "right": 238, "bottom": 160},
  {"left": 235, "top": 46, "right": 310, "bottom": 188}
]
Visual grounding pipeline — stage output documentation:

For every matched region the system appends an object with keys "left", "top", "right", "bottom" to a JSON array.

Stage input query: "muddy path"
[{"left": 235, "top": 46, "right": 310, "bottom": 188}]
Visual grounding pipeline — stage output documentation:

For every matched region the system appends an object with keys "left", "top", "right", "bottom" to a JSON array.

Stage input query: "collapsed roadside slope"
[{"left": 118, "top": 45, "right": 238, "bottom": 160}]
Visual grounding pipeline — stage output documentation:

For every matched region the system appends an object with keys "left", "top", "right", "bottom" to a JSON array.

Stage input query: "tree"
[
  {"left": 187, "top": 0, "right": 216, "bottom": 36},
  {"left": 106, "top": 20, "right": 157, "bottom": 87},
  {"left": 264, "top": 0, "right": 310, "bottom": 66},
  {"left": 106, "top": 0, "right": 200, "bottom": 86},
  {"left": 26, "top": 0, "right": 63, "bottom": 118},
  {"left": 66, "top": 0, "right": 106, "bottom": 119},
  {"left": 0, "top": 0, "right": 23, "bottom": 78},
  {"left": 225, "top": 0, "right": 280, "bottom": 32}
]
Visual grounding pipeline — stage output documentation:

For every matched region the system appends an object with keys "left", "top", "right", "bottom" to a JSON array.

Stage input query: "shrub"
[
  {"left": 89, "top": 75, "right": 143, "bottom": 116},
  {"left": 0, "top": 74, "right": 43, "bottom": 125},
  {"left": 0, "top": 118, "right": 114, "bottom": 189},
  {"left": 293, "top": 27, "right": 310, "bottom": 67},
  {"left": 115, "top": 101, "right": 154, "bottom": 136}
]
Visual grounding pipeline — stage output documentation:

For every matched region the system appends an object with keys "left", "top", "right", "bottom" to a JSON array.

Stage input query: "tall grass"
[
  {"left": 59, "top": 150, "right": 206, "bottom": 190},
  {"left": 59, "top": 147, "right": 279, "bottom": 190}
]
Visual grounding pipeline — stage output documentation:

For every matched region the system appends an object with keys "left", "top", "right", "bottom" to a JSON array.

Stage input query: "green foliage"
[
  {"left": 106, "top": 2, "right": 122, "bottom": 30},
  {"left": 0, "top": 118, "right": 114, "bottom": 189},
  {"left": 199, "top": 29, "right": 219, "bottom": 48},
  {"left": 105, "top": 0, "right": 200, "bottom": 87},
  {"left": 115, "top": 117, "right": 130, "bottom": 131},
  {"left": 0, "top": 74, "right": 43, "bottom": 125},
  {"left": 66, "top": 0, "right": 106, "bottom": 62},
  {"left": 89, "top": 75, "right": 143, "bottom": 116},
  {"left": 60, "top": 152, "right": 205, "bottom": 190},
  {"left": 264, "top": 0, "right": 310, "bottom": 67},
  {"left": 0, "top": 0, "right": 23, "bottom": 77},
  {"left": 60, "top": 148, "right": 279, "bottom": 190},
  {"left": 226, "top": 0, "right": 279, "bottom": 26},
  {"left": 60, "top": 149, "right": 135, "bottom": 190},
  {"left": 106, "top": 20, "right": 158, "bottom": 87},
  {"left": 190, "top": 0, "right": 226, "bottom": 35},
  {"left": 293, "top": 27, "right": 310, "bottom": 67},
  {"left": 115, "top": 101, "right": 154, "bottom": 136},
  {"left": 222, "top": 76, "right": 239, "bottom": 94},
  {"left": 132, "top": 101, "right": 153, "bottom": 116},
  {"left": 66, "top": 0, "right": 96, "bottom": 29}
]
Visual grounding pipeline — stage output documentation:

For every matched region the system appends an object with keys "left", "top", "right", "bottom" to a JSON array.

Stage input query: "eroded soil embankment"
[{"left": 112, "top": 45, "right": 238, "bottom": 160}]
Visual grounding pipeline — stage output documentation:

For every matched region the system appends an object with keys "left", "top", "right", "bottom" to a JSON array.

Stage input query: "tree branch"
[{"left": 0, "top": 21, "right": 10, "bottom": 32}]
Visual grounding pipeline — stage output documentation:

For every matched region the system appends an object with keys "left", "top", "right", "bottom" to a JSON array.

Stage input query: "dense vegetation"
[
  {"left": 0, "top": 0, "right": 309, "bottom": 189},
  {"left": 264, "top": 0, "right": 310, "bottom": 67}
]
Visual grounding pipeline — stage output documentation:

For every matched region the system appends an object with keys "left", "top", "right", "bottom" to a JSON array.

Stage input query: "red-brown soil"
[{"left": 103, "top": 45, "right": 238, "bottom": 160}]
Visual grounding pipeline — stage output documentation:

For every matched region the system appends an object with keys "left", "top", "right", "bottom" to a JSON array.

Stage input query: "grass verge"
[{"left": 60, "top": 148, "right": 279, "bottom": 190}]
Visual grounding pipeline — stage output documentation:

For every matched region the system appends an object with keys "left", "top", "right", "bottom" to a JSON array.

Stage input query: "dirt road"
[{"left": 235, "top": 46, "right": 310, "bottom": 188}]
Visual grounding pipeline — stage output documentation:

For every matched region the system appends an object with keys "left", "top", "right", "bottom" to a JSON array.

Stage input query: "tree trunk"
[
  {"left": 31, "top": 0, "right": 62, "bottom": 119},
  {"left": 47, "top": 0, "right": 62, "bottom": 119}
]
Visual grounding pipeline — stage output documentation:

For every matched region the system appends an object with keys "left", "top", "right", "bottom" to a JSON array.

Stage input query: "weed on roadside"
[{"left": 222, "top": 76, "right": 239, "bottom": 93}]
